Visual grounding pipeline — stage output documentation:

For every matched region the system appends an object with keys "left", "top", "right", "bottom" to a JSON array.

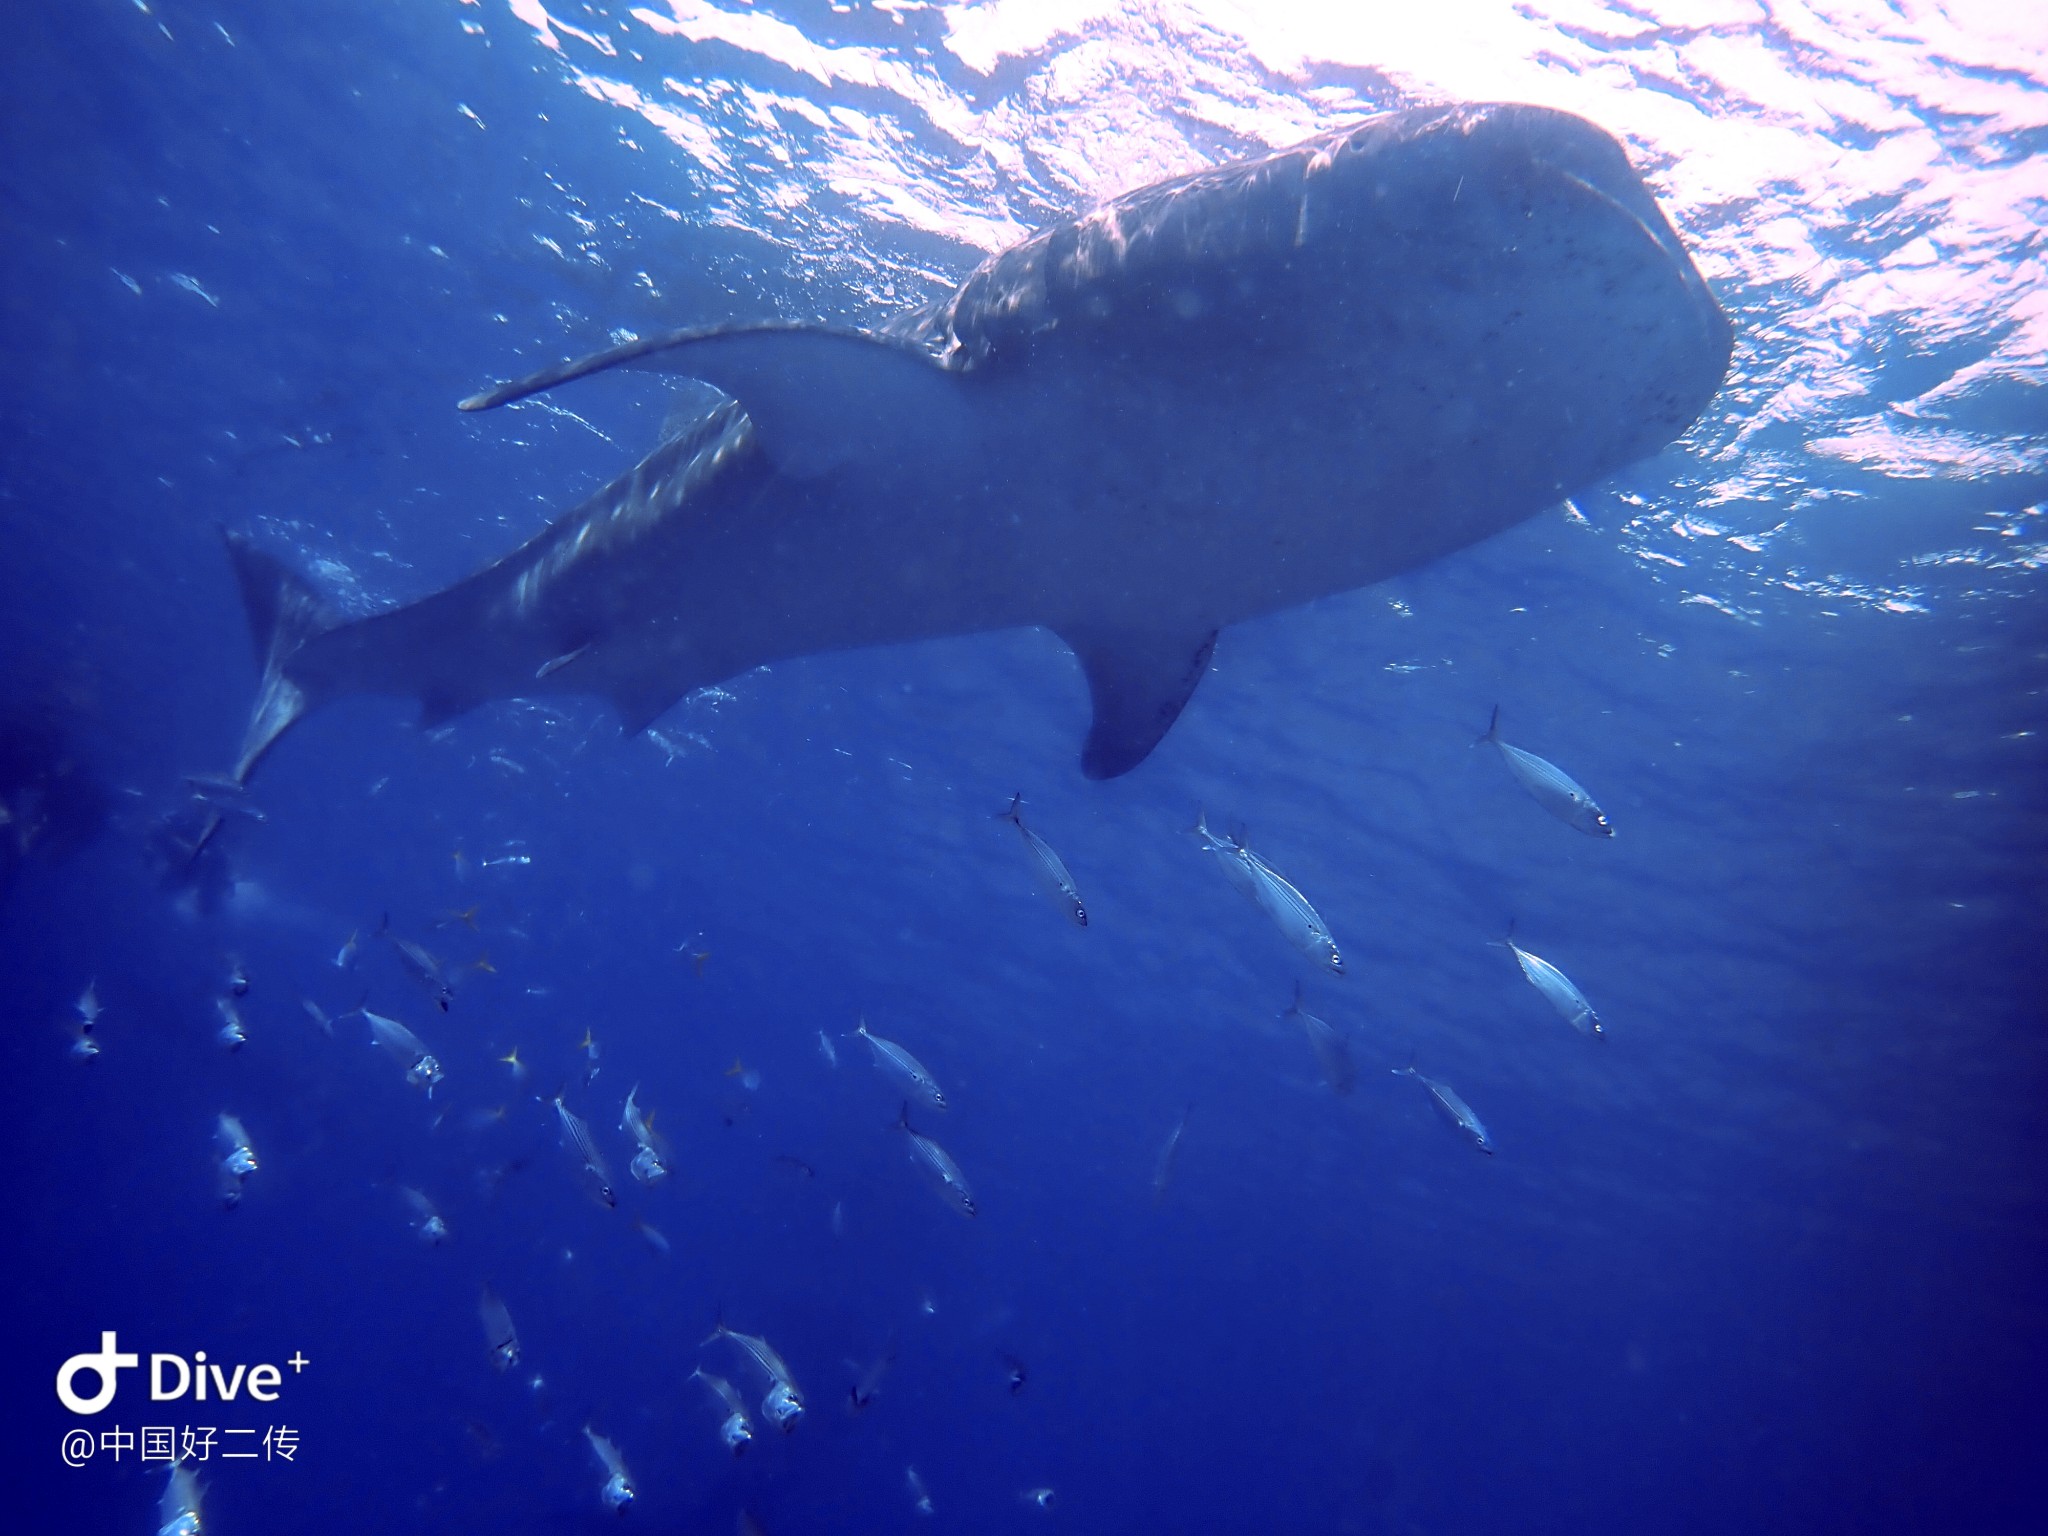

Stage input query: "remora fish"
[
  {"left": 856, "top": 1019, "right": 946, "bottom": 1109},
  {"left": 1498, "top": 931, "right": 1604, "bottom": 1036},
  {"left": 554, "top": 1094, "right": 618, "bottom": 1207},
  {"left": 1187, "top": 808, "right": 1343, "bottom": 974},
  {"left": 896, "top": 1104, "right": 977, "bottom": 1217},
  {"left": 1478, "top": 707, "right": 1613, "bottom": 836},
  {"left": 217, "top": 105, "right": 1728, "bottom": 791},
  {"left": 996, "top": 793, "right": 1086, "bottom": 925},
  {"left": 1285, "top": 984, "right": 1355, "bottom": 1094},
  {"left": 1392, "top": 1063, "right": 1495, "bottom": 1154}
]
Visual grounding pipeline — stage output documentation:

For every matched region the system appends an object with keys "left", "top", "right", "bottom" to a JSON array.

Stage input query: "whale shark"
[{"left": 223, "top": 101, "right": 1731, "bottom": 784}]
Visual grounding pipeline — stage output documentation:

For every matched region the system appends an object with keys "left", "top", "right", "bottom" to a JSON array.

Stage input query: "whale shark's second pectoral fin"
[
  {"left": 461, "top": 323, "right": 963, "bottom": 480},
  {"left": 1057, "top": 625, "right": 1219, "bottom": 779}
]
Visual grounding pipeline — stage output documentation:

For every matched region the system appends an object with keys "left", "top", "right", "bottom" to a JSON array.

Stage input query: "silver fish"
[
  {"left": 817, "top": 1029, "right": 838, "bottom": 1069},
  {"left": 1020, "top": 1487, "right": 1057, "bottom": 1510},
  {"left": 897, "top": 1105, "right": 977, "bottom": 1217},
  {"left": 68, "top": 1023, "right": 99, "bottom": 1061},
  {"left": 215, "top": 1113, "right": 258, "bottom": 1207},
  {"left": 1187, "top": 808, "right": 1343, "bottom": 974},
  {"left": 215, "top": 995, "right": 247, "bottom": 1051},
  {"left": 354, "top": 1006, "right": 445, "bottom": 1094},
  {"left": 691, "top": 1367, "right": 755, "bottom": 1454},
  {"left": 705, "top": 1320, "right": 805, "bottom": 1432},
  {"left": 1499, "top": 933, "right": 1603, "bottom": 1036},
  {"left": 1152, "top": 1104, "right": 1190, "bottom": 1206},
  {"left": 1392, "top": 1064, "right": 1495, "bottom": 1154},
  {"left": 583, "top": 1424, "right": 635, "bottom": 1513},
  {"left": 157, "top": 1460, "right": 204, "bottom": 1536},
  {"left": 333, "top": 929, "right": 358, "bottom": 969},
  {"left": 621, "top": 1084, "right": 670, "bottom": 1185},
  {"left": 479, "top": 1282, "right": 520, "bottom": 1370},
  {"left": 401, "top": 1186, "right": 447, "bottom": 1245},
  {"left": 996, "top": 793, "right": 1087, "bottom": 926},
  {"left": 856, "top": 1019, "right": 946, "bottom": 1109},
  {"left": 376, "top": 914, "right": 454, "bottom": 1010},
  {"left": 300, "top": 998, "right": 333, "bottom": 1036},
  {"left": 847, "top": 1346, "right": 894, "bottom": 1413},
  {"left": 554, "top": 1094, "right": 617, "bottom": 1207},
  {"left": 1477, "top": 706, "right": 1613, "bottom": 836},
  {"left": 907, "top": 1465, "right": 934, "bottom": 1516},
  {"left": 1285, "top": 984, "right": 1355, "bottom": 1095},
  {"left": 75, "top": 979, "right": 103, "bottom": 1026}
]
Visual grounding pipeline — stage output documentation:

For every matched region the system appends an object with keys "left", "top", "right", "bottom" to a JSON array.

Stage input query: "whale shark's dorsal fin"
[
  {"left": 461, "top": 323, "right": 966, "bottom": 481},
  {"left": 1057, "top": 625, "right": 1218, "bottom": 779}
]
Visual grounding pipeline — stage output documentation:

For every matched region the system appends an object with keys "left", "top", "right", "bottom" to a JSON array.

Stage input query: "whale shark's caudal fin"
[
  {"left": 459, "top": 323, "right": 966, "bottom": 481},
  {"left": 1058, "top": 625, "right": 1218, "bottom": 779},
  {"left": 222, "top": 529, "right": 336, "bottom": 784}
]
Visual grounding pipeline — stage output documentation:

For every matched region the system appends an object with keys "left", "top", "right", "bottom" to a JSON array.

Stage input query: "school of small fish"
[{"left": 73, "top": 708, "right": 1618, "bottom": 1531}]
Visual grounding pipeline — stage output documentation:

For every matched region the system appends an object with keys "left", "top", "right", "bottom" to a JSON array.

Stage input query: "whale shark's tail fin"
[{"left": 222, "top": 530, "right": 335, "bottom": 784}]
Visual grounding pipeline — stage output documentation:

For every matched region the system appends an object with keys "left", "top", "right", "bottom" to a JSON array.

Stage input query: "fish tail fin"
[
  {"left": 1184, "top": 804, "right": 1210, "bottom": 840},
  {"left": 1486, "top": 918, "right": 1516, "bottom": 950},
  {"left": 223, "top": 529, "right": 339, "bottom": 783},
  {"left": 1475, "top": 704, "right": 1501, "bottom": 747},
  {"left": 702, "top": 1307, "right": 728, "bottom": 1348},
  {"left": 896, "top": 1101, "right": 913, "bottom": 1133},
  {"left": 1285, "top": 981, "right": 1304, "bottom": 1017},
  {"left": 994, "top": 792, "right": 1023, "bottom": 823}
]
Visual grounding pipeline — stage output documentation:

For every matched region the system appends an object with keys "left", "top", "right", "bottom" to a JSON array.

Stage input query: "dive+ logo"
[{"left": 56, "top": 1333, "right": 307, "bottom": 1415}]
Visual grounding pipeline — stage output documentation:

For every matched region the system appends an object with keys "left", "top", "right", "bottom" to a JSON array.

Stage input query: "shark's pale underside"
[{"left": 225, "top": 103, "right": 1732, "bottom": 783}]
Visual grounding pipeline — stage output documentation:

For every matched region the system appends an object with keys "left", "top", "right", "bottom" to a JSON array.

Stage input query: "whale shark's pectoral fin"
[
  {"left": 1057, "top": 625, "right": 1219, "bottom": 779},
  {"left": 606, "top": 681, "right": 684, "bottom": 737},
  {"left": 461, "top": 323, "right": 964, "bottom": 481},
  {"left": 223, "top": 530, "right": 338, "bottom": 784}
]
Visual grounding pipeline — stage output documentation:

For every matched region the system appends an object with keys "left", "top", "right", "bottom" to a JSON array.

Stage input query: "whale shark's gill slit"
[{"left": 1059, "top": 625, "right": 1220, "bottom": 780}]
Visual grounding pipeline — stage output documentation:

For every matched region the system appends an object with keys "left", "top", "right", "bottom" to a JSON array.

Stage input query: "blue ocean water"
[{"left": 3, "top": 2, "right": 2044, "bottom": 1533}]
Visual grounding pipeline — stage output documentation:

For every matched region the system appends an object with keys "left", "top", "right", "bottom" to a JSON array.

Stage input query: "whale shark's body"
[{"left": 226, "top": 102, "right": 1731, "bottom": 783}]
